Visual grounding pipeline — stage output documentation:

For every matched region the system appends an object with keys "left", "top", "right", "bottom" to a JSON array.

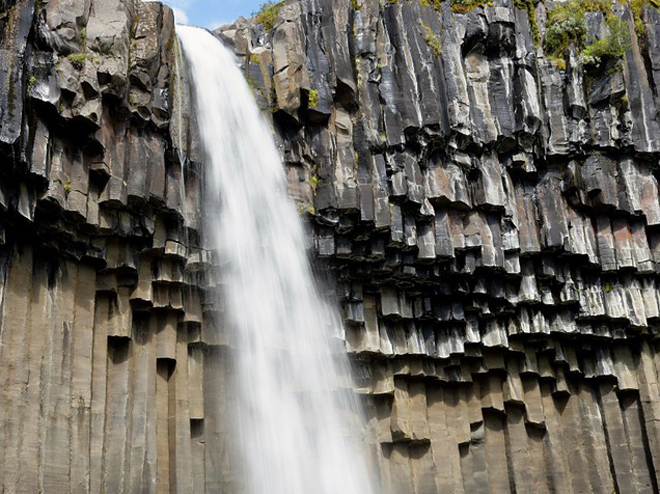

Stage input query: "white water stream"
[{"left": 177, "top": 26, "right": 376, "bottom": 494}]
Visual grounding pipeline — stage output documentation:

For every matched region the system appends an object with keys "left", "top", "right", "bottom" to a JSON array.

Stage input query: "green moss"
[
  {"left": 420, "top": 22, "right": 442, "bottom": 57},
  {"left": 450, "top": 0, "right": 492, "bottom": 14},
  {"left": 63, "top": 180, "right": 72, "bottom": 195},
  {"left": 296, "top": 204, "right": 316, "bottom": 215},
  {"left": 514, "top": 0, "right": 541, "bottom": 46},
  {"left": 632, "top": 0, "right": 646, "bottom": 42},
  {"left": 308, "top": 89, "right": 320, "bottom": 108},
  {"left": 67, "top": 52, "right": 98, "bottom": 69},
  {"left": 553, "top": 58, "right": 567, "bottom": 71},
  {"left": 350, "top": 0, "right": 362, "bottom": 9},
  {"left": 28, "top": 76, "right": 36, "bottom": 88},
  {"left": 255, "top": 1, "right": 284, "bottom": 31},
  {"left": 543, "top": 0, "right": 631, "bottom": 70},
  {"left": 420, "top": 0, "right": 443, "bottom": 9},
  {"left": 247, "top": 76, "right": 271, "bottom": 106},
  {"left": 631, "top": 0, "right": 660, "bottom": 48},
  {"left": 249, "top": 52, "right": 261, "bottom": 64},
  {"left": 311, "top": 173, "right": 318, "bottom": 196}
]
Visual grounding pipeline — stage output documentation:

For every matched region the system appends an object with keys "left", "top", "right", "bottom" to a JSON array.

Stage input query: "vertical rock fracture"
[{"left": 2, "top": 0, "right": 660, "bottom": 492}]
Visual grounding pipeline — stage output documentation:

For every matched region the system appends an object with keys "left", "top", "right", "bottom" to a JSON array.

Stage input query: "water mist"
[{"left": 177, "top": 26, "right": 377, "bottom": 494}]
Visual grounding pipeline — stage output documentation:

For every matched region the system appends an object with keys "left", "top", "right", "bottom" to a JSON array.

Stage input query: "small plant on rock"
[
  {"left": 308, "top": 89, "right": 320, "bottom": 108},
  {"left": 514, "top": 0, "right": 541, "bottom": 46},
  {"left": 420, "top": 0, "right": 443, "bottom": 10},
  {"left": 543, "top": 0, "right": 631, "bottom": 70},
  {"left": 255, "top": 1, "right": 284, "bottom": 31},
  {"left": 67, "top": 52, "right": 99, "bottom": 69},
  {"left": 310, "top": 173, "right": 318, "bottom": 196},
  {"left": 450, "top": 0, "right": 493, "bottom": 14},
  {"left": 420, "top": 22, "right": 442, "bottom": 57},
  {"left": 67, "top": 53, "right": 87, "bottom": 69}
]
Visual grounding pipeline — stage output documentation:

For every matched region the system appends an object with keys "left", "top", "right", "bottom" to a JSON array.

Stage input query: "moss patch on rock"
[
  {"left": 515, "top": 0, "right": 541, "bottom": 46},
  {"left": 420, "top": 22, "right": 443, "bottom": 57},
  {"left": 450, "top": 0, "right": 493, "bottom": 14},
  {"left": 308, "top": 89, "right": 319, "bottom": 108},
  {"left": 544, "top": 0, "right": 630, "bottom": 70},
  {"left": 420, "top": 0, "right": 443, "bottom": 10},
  {"left": 631, "top": 0, "right": 660, "bottom": 48},
  {"left": 255, "top": 1, "right": 284, "bottom": 31},
  {"left": 67, "top": 52, "right": 99, "bottom": 69}
]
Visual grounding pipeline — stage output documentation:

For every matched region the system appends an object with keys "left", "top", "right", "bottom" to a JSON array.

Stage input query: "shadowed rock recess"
[{"left": 2, "top": 0, "right": 660, "bottom": 491}]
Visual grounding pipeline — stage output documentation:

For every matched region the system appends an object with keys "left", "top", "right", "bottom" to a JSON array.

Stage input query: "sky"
[{"left": 162, "top": 0, "right": 265, "bottom": 30}]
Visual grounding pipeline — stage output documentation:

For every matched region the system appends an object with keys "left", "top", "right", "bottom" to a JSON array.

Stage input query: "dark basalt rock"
[
  {"left": 218, "top": 1, "right": 660, "bottom": 492},
  {"left": 1, "top": 0, "right": 660, "bottom": 492}
]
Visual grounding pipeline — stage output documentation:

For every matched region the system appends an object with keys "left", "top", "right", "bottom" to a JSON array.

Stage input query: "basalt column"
[
  {"left": 2, "top": 0, "right": 660, "bottom": 492},
  {"left": 221, "top": 1, "right": 660, "bottom": 492},
  {"left": 0, "top": 0, "right": 230, "bottom": 491}
]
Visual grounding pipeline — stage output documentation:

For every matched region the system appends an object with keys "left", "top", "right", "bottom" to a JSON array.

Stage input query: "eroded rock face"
[
  {"left": 220, "top": 1, "right": 660, "bottom": 492},
  {"left": 3, "top": 0, "right": 660, "bottom": 492},
  {"left": 0, "top": 1, "right": 220, "bottom": 492}
]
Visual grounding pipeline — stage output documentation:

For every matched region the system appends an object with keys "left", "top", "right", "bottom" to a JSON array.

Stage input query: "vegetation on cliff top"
[
  {"left": 253, "top": 0, "right": 657, "bottom": 68},
  {"left": 255, "top": 1, "right": 284, "bottom": 31},
  {"left": 420, "top": 0, "right": 443, "bottom": 9},
  {"left": 450, "top": 0, "right": 492, "bottom": 14},
  {"left": 543, "top": 0, "right": 631, "bottom": 69}
]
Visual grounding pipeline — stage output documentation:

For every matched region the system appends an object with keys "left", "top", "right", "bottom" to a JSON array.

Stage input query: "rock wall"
[
  {"left": 220, "top": 0, "right": 660, "bottom": 492},
  {"left": 3, "top": 0, "right": 660, "bottom": 492},
  {"left": 0, "top": 0, "right": 230, "bottom": 492}
]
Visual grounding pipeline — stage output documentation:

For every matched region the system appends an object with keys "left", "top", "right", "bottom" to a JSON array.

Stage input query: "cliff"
[
  {"left": 221, "top": 0, "right": 660, "bottom": 492},
  {"left": 0, "top": 0, "right": 214, "bottom": 492},
  {"left": 1, "top": 0, "right": 660, "bottom": 492}
]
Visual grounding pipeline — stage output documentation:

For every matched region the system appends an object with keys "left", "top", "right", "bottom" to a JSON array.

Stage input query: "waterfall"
[{"left": 177, "top": 27, "right": 377, "bottom": 494}]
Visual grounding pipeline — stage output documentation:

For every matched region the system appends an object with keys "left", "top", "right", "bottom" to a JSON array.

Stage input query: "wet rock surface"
[
  {"left": 221, "top": 0, "right": 660, "bottom": 492},
  {"left": 0, "top": 0, "right": 217, "bottom": 492},
  {"left": 2, "top": 0, "right": 660, "bottom": 492}
]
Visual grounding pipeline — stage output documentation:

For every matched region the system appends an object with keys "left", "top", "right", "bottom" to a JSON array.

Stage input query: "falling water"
[{"left": 177, "top": 27, "right": 376, "bottom": 494}]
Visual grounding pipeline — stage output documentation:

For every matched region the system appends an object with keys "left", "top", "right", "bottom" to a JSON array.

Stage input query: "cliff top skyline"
[{"left": 162, "top": 0, "right": 263, "bottom": 29}]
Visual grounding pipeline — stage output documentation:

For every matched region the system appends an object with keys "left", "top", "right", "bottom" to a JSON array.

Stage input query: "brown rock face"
[
  {"left": 0, "top": 0, "right": 219, "bottom": 492},
  {"left": 2, "top": 0, "right": 660, "bottom": 492},
  {"left": 221, "top": 0, "right": 660, "bottom": 492}
]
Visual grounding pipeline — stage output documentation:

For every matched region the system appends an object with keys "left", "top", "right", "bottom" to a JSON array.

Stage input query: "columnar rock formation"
[
  {"left": 221, "top": 1, "right": 660, "bottom": 492},
  {"left": 0, "top": 0, "right": 219, "bottom": 491},
  {"left": 2, "top": 0, "right": 660, "bottom": 492}
]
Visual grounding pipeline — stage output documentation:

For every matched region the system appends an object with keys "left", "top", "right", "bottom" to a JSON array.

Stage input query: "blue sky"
[{"left": 162, "top": 0, "right": 264, "bottom": 29}]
